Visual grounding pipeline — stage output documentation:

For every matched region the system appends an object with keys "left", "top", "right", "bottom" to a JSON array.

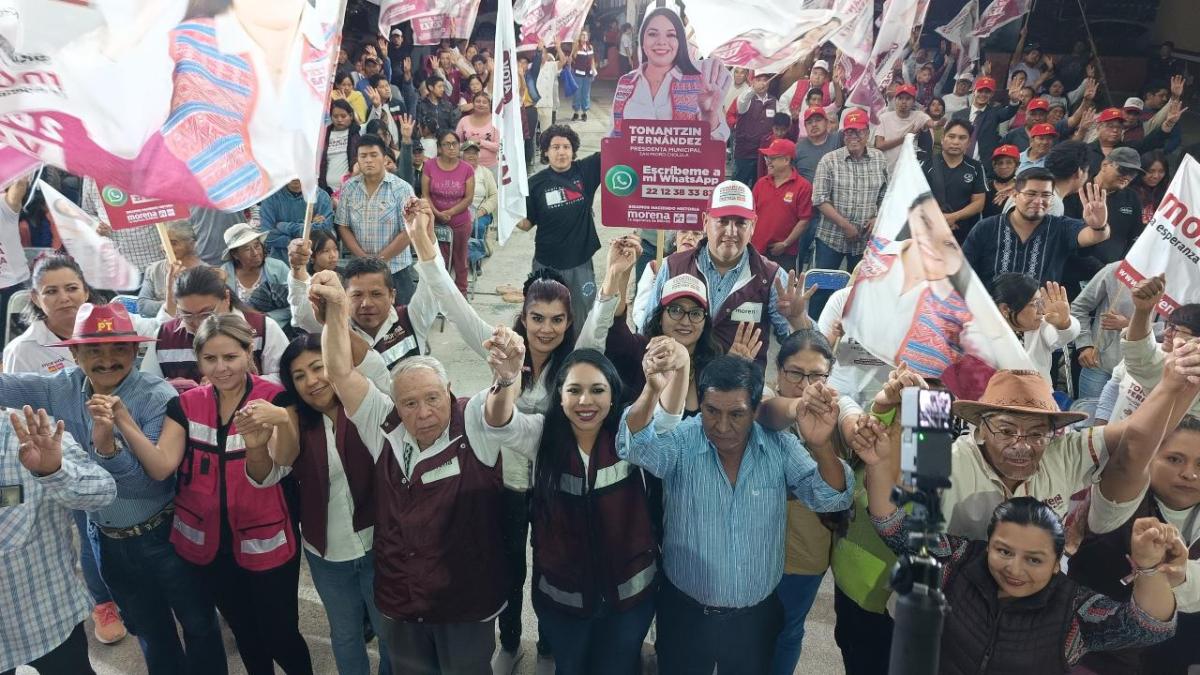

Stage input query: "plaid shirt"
[
  {"left": 0, "top": 424, "right": 116, "bottom": 671},
  {"left": 811, "top": 147, "right": 889, "bottom": 256},
  {"left": 336, "top": 173, "right": 416, "bottom": 273},
  {"left": 81, "top": 177, "right": 165, "bottom": 272}
]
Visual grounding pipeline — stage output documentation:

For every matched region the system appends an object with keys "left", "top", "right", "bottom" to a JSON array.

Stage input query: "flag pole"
[
  {"left": 155, "top": 222, "right": 177, "bottom": 265},
  {"left": 301, "top": 201, "right": 315, "bottom": 242},
  {"left": 1074, "top": 0, "right": 1112, "bottom": 107}
]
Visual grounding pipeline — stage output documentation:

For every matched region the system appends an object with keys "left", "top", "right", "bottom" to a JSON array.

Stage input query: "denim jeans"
[
  {"left": 732, "top": 159, "right": 759, "bottom": 188},
  {"left": 573, "top": 74, "right": 593, "bottom": 111},
  {"left": 796, "top": 224, "right": 818, "bottom": 273},
  {"left": 771, "top": 573, "right": 825, "bottom": 675},
  {"left": 89, "top": 516, "right": 227, "bottom": 675},
  {"left": 533, "top": 593, "right": 655, "bottom": 675},
  {"left": 813, "top": 238, "right": 862, "bottom": 274},
  {"left": 304, "top": 549, "right": 391, "bottom": 675},
  {"left": 1077, "top": 366, "right": 1111, "bottom": 401},
  {"left": 74, "top": 510, "right": 111, "bottom": 605}
]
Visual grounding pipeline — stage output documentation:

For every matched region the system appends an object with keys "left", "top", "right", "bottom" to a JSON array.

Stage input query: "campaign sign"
[
  {"left": 1117, "top": 154, "right": 1200, "bottom": 316},
  {"left": 100, "top": 185, "right": 189, "bottom": 231},
  {"left": 600, "top": 121, "right": 724, "bottom": 231}
]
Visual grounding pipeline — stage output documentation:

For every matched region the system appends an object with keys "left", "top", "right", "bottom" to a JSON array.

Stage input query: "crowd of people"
[{"left": 3, "top": 7, "right": 1200, "bottom": 675}]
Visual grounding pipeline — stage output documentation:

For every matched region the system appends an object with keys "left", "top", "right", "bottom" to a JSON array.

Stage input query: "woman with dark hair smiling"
[
  {"left": 1134, "top": 149, "right": 1171, "bottom": 226},
  {"left": 482, "top": 339, "right": 658, "bottom": 675},
  {"left": 609, "top": 2, "right": 730, "bottom": 140}
]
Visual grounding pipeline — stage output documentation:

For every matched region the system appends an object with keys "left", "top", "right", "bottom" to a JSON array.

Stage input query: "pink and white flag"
[
  {"left": 686, "top": 0, "right": 838, "bottom": 73},
  {"left": 493, "top": 0, "right": 528, "bottom": 245},
  {"left": 973, "top": 0, "right": 1029, "bottom": 38},
  {"left": 38, "top": 180, "right": 140, "bottom": 291},
  {"left": 846, "top": 0, "right": 923, "bottom": 122},
  {"left": 828, "top": 0, "right": 874, "bottom": 77},
  {"left": 936, "top": 0, "right": 980, "bottom": 74},
  {"left": 379, "top": 0, "right": 483, "bottom": 45},
  {"left": 515, "top": 0, "right": 594, "bottom": 49},
  {"left": 0, "top": 0, "right": 346, "bottom": 211}
]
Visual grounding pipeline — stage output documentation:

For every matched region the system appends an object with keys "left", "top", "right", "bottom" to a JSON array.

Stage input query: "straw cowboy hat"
[{"left": 951, "top": 369, "right": 1088, "bottom": 429}]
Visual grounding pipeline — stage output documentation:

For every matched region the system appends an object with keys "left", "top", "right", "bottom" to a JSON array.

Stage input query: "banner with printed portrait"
[
  {"left": 0, "top": 0, "right": 346, "bottom": 212},
  {"left": 1118, "top": 154, "right": 1200, "bottom": 316},
  {"left": 840, "top": 139, "right": 1033, "bottom": 380},
  {"left": 515, "top": 0, "right": 594, "bottom": 49},
  {"left": 38, "top": 180, "right": 140, "bottom": 291}
]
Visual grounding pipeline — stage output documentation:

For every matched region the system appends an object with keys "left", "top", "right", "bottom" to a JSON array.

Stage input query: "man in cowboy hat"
[
  {"left": 864, "top": 330, "right": 1200, "bottom": 541},
  {"left": 0, "top": 302, "right": 227, "bottom": 674}
]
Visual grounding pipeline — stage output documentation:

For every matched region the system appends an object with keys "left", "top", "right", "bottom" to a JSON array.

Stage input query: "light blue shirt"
[
  {"left": 644, "top": 246, "right": 794, "bottom": 342},
  {"left": 618, "top": 409, "right": 853, "bottom": 608},
  {"left": 1018, "top": 150, "right": 1046, "bottom": 174},
  {"left": 0, "top": 369, "right": 178, "bottom": 527}
]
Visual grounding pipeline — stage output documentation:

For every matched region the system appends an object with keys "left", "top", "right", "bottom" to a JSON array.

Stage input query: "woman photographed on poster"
[
  {"left": 609, "top": 1, "right": 731, "bottom": 141},
  {"left": 840, "top": 192, "right": 1026, "bottom": 379}
]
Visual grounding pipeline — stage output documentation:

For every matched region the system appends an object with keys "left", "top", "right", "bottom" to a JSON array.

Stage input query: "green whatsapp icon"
[{"left": 605, "top": 165, "right": 638, "bottom": 197}]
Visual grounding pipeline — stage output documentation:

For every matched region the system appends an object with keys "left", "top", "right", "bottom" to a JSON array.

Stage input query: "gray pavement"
[{"left": 46, "top": 80, "right": 847, "bottom": 675}]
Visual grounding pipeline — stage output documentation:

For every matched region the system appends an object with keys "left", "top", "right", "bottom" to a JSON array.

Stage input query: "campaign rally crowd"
[{"left": 4, "top": 2, "right": 1200, "bottom": 675}]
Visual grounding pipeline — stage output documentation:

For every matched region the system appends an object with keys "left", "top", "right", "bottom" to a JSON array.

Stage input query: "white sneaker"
[
  {"left": 492, "top": 647, "right": 523, "bottom": 675},
  {"left": 534, "top": 653, "right": 555, "bottom": 675}
]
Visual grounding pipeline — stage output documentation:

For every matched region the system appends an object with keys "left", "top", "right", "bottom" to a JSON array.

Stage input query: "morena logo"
[{"left": 1158, "top": 193, "right": 1200, "bottom": 238}]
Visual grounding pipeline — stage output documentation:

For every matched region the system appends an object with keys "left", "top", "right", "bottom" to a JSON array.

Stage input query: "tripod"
[{"left": 888, "top": 478, "right": 951, "bottom": 675}]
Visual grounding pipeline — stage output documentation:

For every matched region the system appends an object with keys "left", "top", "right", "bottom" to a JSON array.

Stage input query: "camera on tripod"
[{"left": 887, "top": 386, "right": 959, "bottom": 675}]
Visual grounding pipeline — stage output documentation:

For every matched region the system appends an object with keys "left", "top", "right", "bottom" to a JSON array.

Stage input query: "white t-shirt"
[
  {"left": 0, "top": 200, "right": 29, "bottom": 289},
  {"left": 3, "top": 315, "right": 161, "bottom": 375},
  {"left": 874, "top": 109, "right": 930, "bottom": 169},
  {"left": 325, "top": 129, "right": 351, "bottom": 189},
  {"left": 943, "top": 92, "right": 971, "bottom": 117},
  {"left": 1021, "top": 317, "right": 1081, "bottom": 382}
]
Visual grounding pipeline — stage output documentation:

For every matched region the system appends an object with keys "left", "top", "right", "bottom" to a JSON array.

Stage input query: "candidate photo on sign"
[{"left": 609, "top": 0, "right": 731, "bottom": 141}]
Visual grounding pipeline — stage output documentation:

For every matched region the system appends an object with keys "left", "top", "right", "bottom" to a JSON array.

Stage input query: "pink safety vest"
[{"left": 170, "top": 375, "right": 297, "bottom": 571}]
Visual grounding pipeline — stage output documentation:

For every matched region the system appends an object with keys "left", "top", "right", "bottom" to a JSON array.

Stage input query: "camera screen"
[{"left": 917, "top": 390, "right": 954, "bottom": 431}]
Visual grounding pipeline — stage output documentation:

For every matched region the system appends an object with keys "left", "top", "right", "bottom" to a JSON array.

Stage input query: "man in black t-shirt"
[
  {"left": 1062, "top": 147, "right": 1145, "bottom": 266},
  {"left": 519, "top": 124, "right": 602, "bottom": 324},
  {"left": 922, "top": 118, "right": 987, "bottom": 243}
]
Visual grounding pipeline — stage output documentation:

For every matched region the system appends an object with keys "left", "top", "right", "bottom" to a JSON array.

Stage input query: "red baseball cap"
[
  {"left": 842, "top": 108, "right": 870, "bottom": 131},
  {"left": 1097, "top": 107, "right": 1124, "bottom": 124},
  {"left": 707, "top": 180, "right": 756, "bottom": 220},
  {"left": 760, "top": 138, "right": 797, "bottom": 158},
  {"left": 1027, "top": 98, "right": 1049, "bottom": 112},
  {"left": 49, "top": 302, "right": 157, "bottom": 347},
  {"left": 803, "top": 105, "right": 827, "bottom": 122},
  {"left": 974, "top": 77, "right": 996, "bottom": 92},
  {"left": 992, "top": 144, "right": 1020, "bottom": 160},
  {"left": 1030, "top": 123, "right": 1057, "bottom": 138},
  {"left": 895, "top": 84, "right": 917, "bottom": 98}
]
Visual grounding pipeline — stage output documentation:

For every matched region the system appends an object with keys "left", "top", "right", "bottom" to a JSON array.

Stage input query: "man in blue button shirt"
[
  {"left": 619, "top": 339, "right": 853, "bottom": 674},
  {"left": 0, "top": 303, "right": 226, "bottom": 675}
]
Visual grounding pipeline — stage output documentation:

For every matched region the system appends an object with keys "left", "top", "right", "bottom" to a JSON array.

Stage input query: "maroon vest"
[
  {"left": 1069, "top": 493, "right": 1200, "bottom": 674},
  {"left": 665, "top": 242, "right": 779, "bottom": 369},
  {"left": 531, "top": 433, "right": 658, "bottom": 617},
  {"left": 733, "top": 95, "right": 778, "bottom": 158},
  {"left": 156, "top": 310, "right": 268, "bottom": 382},
  {"left": 372, "top": 305, "right": 420, "bottom": 371},
  {"left": 371, "top": 398, "right": 508, "bottom": 622},
  {"left": 293, "top": 407, "right": 376, "bottom": 558}
]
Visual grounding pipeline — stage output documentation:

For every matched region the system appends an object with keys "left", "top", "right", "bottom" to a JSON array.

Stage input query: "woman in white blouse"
[{"left": 993, "top": 274, "right": 1081, "bottom": 382}]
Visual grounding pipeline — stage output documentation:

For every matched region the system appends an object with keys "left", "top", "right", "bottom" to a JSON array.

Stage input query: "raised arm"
[
  {"left": 313, "top": 269, "right": 371, "bottom": 416},
  {"left": 483, "top": 325, "right": 526, "bottom": 429},
  {"left": 11, "top": 406, "right": 117, "bottom": 511},
  {"left": 579, "top": 236, "right": 640, "bottom": 350},
  {"left": 409, "top": 198, "right": 491, "bottom": 357},
  {"left": 1075, "top": 182, "right": 1112, "bottom": 248},
  {"left": 623, "top": 336, "right": 689, "bottom": 436}
]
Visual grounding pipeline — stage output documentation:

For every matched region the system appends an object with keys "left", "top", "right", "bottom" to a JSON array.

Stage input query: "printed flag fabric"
[
  {"left": 379, "top": 0, "right": 483, "bottom": 45},
  {"left": 1117, "top": 154, "right": 1200, "bottom": 316},
  {"left": 38, "top": 180, "right": 140, "bottom": 291},
  {"left": 828, "top": 0, "right": 874, "bottom": 76},
  {"left": 493, "top": 0, "right": 528, "bottom": 246},
  {"left": 936, "top": 0, "right": 980, "bottom": 74},
  {"left": 686, "top": 1, "right": 838, "bottom": 73},
  {"left": 845, "top": 0, "right": 922, "bottom": 123},
  {"left": 0, "top": 0, "right": 347, "bottom": 211},
  {"left": 515, "top": 0, "right": 594, "bottom": 49},
  {"left": 840, "top": 140, "right": 1033, "bottom": 380},
  {"left": 973, "top": 0, "right": 1029, "bottom": 38}
]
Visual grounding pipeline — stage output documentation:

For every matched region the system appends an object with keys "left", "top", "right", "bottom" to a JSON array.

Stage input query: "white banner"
[
  {"left": 845, "top": 0, "right": 922, "bottom": 122},
  {"left": 38, "top": 180, "right": 139, "bottom": 291},
  {"left": 936, "top": 0, "right": 979, "bottom": 74},
  {"left": 1118, "top": 154, "right": 1200, "bottom": 316},
  {"left": 0, "top": 0, "right": 345, "bottom": 211},
  {"left": 515, "top": 0, "right": 594, "bottom": 49},
  {"left": 973, "top": 0, "right": 1029, "bottom": 38},
  {"left": 841, "top": 139, "right": 1033, "bottom": 378},
  {"left": 493, "top": 0, "right": 528, "bottom": 246},
  {"left": 828, "top": 0, "right": 874, "bottom": 75},
  {"left": 686, "top": 1, "right": 838, "bottom": 73}
]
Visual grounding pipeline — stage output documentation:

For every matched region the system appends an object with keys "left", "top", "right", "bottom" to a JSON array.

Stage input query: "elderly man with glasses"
[{"left": 963, "top": 166, "right": 1111, "bottom": 294}]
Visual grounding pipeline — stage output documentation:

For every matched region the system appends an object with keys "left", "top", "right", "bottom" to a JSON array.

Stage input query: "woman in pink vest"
[
  {"left": 483, "top": 345, "right": 659, "bottom": 675},
  {"left": 112, "top": 314, "right": 312, "bottom": 675},
  {"left": 608, "top": 2, "right": 730, "bottom": 141}
]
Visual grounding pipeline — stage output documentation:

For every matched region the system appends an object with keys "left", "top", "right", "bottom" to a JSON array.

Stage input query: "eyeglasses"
[
  {"left": 1017, "top": 191, "right": 1054, "bottom": 202},
  {"left": 780, "top": 369, "right": 830, "bottom": 385},
  {"left": 981, "top": 416, "right": 1054, "bottom": 446},
  {"left": 664, "top": 304, "right": 706, "bottom": 323},
  {"left": 177, "top": 309, "right": 216, "bottom": 323},
  {"left": 440, "top": 141, "right": 460, "bottom": 148}
]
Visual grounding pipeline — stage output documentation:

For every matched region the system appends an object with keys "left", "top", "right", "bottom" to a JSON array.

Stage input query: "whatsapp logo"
[
  {"left": 100, "top": 186, "right": 128, "bottom": 207},
  {"left": 605, "top": 165, "right": 638, "bottom": 197}
]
